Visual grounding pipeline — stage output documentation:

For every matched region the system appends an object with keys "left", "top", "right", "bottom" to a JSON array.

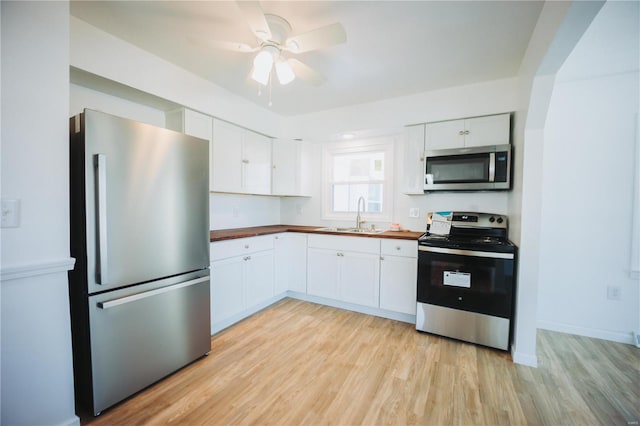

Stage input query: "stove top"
[{"left": 419, "top": 211, "right": 517, "bottom": 253}]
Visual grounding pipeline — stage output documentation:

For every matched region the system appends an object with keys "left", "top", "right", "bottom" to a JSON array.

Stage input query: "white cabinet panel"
[
  {"left": 340, "top": 252, "right": 380, "bottom": 308},
  {"left": 212, "top": 120, "right": 243, "bottom": 193},
  {"left": 274, "top": 233, "right": 307, "bottom": 294},
  {"left": 425, "top": 113, "right": 511, "bottom": 150},
  {"left": 464, "top": 114, "right": 510, "bottom": 147},
  {"left": 380, "top": 255, "right": 417, "bottom": 315},
  {"left": 426, "top": 119, "right": 465, "bottom": 150},
  {"left": 381, "top": 239, "right": 417, "bottom": 258},
  {"left": 244, "top": 249, "right": 274, "bottom": 308},
  {"left": 402, "top": 125, "right": 426, "bottom": 194},
  {"left": 243, "top": 131, "right": 272, "bottom": 195},
  {"left": 307, "top": 247, "right": 340, "bottom": 299},
  {"left": 271, "top": 139, "right": 313, "bottom": 196},
  {"left": 210, "top": 256, "right": 244, "bottom": 326}
]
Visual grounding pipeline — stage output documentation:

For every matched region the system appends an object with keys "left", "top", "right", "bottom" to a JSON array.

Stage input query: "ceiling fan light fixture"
[
  {"left": 275, "top": 59, "right": 295, "bottom": 85},
  {"left": 251, "top": 49, "right": 274, "bottom": 85}
]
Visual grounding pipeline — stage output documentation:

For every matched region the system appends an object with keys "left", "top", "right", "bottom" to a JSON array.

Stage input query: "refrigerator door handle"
[
  {"left": 95, "top": 154, "right": 109, "bottom": 284},
  {"left": 97, "top": 276, "right": 209, "bottom": 310}
]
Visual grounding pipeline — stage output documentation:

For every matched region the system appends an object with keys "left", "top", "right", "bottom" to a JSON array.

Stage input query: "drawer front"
[
  {"left": 381, "top": 239, "right": 418, "bottom": 258},
  {"left": 210, "top": 235, "right": 275, "bottom": 261},
  {"left": 307, "top": 234, "right": 380, "bottom": 254}
]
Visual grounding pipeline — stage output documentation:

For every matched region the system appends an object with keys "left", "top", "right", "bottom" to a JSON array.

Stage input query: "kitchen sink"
[{"left": 315, "top": 227, "right": 386, "bottom": 235}]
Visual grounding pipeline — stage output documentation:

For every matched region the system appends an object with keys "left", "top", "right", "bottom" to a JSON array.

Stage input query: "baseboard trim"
[
  {"left": 537, "top": 320, "right": 635, "bottom": 345},
  {"left": 512, "top": 350, "right": 538, "bottom": 367},
  {"left": 0, "top": 257, "right": 76, "bottom": 282}
]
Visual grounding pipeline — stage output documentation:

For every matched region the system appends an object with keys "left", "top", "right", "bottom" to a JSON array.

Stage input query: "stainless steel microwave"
[{"left": 424, "top": 144, "right": 511, "bottom": 191}]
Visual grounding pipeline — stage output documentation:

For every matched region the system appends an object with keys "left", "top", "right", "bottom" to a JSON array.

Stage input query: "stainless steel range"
[{"left": 416, "top": 212, "right": 517, "bottom": 350}]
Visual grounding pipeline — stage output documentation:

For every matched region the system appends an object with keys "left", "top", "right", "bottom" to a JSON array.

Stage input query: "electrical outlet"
[
  {"left": 607, "top": 285, "right": 621, "bottom": 301},
  {"left": 1, "top": 199, "right": 20, "bottom": 228},
  {"left": 409, "top": 208, "right": 420, "bottom": 218}
]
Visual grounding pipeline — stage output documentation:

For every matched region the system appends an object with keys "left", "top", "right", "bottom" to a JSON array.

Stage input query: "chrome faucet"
[{"left": 356, "top": 196, "right": 366, "bottom": 230}]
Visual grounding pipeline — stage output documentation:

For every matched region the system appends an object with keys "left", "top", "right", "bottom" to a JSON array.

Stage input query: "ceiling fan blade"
[
  {"left": 187, "top": 36, "right": 257, "bottom": 53},
  {"left": 236, "top": 1, "right": 272, "bottom": 41},
  {"left": 285, "top": 22, "right": 346, "bottom": 53},
  {"left": 288, "top": 58, "right": 326, "bottom": 86}
]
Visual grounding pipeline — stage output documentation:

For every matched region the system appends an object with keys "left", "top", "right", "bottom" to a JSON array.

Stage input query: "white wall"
[
  {"left": 70, "top": 83, "right": 167, "bottom": 128},
  {"left": 210, "top": 193, "right": 281, "bottom": 230},
  {"left": 1, "top": 2, "right": 78, "bottom": 425},
  {"left": 537, "top": 0, "right": 639, "bottom": 344}
]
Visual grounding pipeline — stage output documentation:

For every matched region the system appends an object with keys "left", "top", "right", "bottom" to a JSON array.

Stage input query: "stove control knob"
[
  {"left": 497, "top": 217, "right": 504, "bottom": 224},
  {"left": 458, "top": 296, "right": 463, "bottom": 301},
  {"left": 489, "top": 216, "right": 495, "bottom": 223}
]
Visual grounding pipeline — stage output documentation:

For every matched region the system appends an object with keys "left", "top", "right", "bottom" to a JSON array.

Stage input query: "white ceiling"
[{"left": 70, "top": 1, "right": 545, "bottom": 116}]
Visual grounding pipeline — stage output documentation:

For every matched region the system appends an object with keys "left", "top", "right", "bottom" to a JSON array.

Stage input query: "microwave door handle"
[{"left": 488, "top": 152, "right": 496, "bottom": 182}]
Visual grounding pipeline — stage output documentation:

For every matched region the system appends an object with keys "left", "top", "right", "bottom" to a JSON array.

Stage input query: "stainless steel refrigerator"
[{"left": 68, "top": 109, "right": 211, "bottom": 416}]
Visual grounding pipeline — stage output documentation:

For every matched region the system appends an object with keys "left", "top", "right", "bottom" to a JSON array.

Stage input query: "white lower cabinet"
[
  {"left": 274, "top": 233, "right": 308, "bottom": 294},
  {"left": 307, "top": 235, "right": 380, "bottom": 308},
  {"left": 209, "top": 235, "right": 274, "bottom": 332},
  {"left": 379, "top": 240, "right": 418, "bottom": 315}
]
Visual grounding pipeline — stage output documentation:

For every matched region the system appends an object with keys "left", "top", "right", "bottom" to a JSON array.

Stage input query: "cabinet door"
[
  {"left": 243, "top": 249, "right": 274, "bottom": 308},
  {"left": 274, "top": 233, "right": 307, "bottom": 294},
  {"left": 464, "top": 114, "right": 510, "bottom": 147},
  {"left": 380, "top": 255, "right": 417, "bottom": 315},
  {"left": 212, "top": 120, "right": 243, "bottom": 193},
  {"left": 183, "top": 110, "right": 214, "bottom": 191},
  {"left": 243, "top": 131, "right": 272, "bottom": 195},
  {"left": 339, "top": 252, "right": 380, "bottom": 308},
  {"left": 307, "top": 248, "right": 340, "bottom": 299},
  {"left": 402, "top": 125, "right": 426, "bottom": 194},
  {"left": 272, "top": 139, "right": 298, "bottom": 196},
  {"left": 426, "top": 119, "right": 465, "bottom": 150},
  {"left": 210, "top": 257, "right": 244, "bottom": 327}
]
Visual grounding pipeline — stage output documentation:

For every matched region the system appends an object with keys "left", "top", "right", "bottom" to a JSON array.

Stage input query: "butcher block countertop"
[{"left": 210, "top": 225, "right": 423, "bottom": 242}]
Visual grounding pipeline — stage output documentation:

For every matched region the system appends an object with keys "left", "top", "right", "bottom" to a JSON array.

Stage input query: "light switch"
[
  {"left": 409, "top": 208, "right": 420, "bottom": 218},
  {"left": 1, "top": 199, "right": 21, "bottom": 228}
]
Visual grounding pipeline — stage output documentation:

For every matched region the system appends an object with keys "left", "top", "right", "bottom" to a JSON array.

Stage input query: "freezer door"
[
  {"left": 88, "top": 270, "right": 211, "bottom": 415},
  {"left": 82, "top": 110, "right": 209, "bottom": 293}
]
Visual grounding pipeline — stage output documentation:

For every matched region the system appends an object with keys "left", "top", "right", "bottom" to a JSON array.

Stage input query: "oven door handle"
[{"left": 419, "top": 245, "right": 514, "bottom": 260}]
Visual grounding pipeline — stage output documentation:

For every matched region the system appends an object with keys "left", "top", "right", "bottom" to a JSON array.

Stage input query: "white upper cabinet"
[
  {"left": 166, "top": 108, "right": 214, "bottom": 190},
  {"left": 212, "top": 118, "right": 272, "bottom": 195},
  {"left": 272, "top": 139, "right": 312, "bottom": 197},
  {"left": 242, "top": 130, "right": 272, "bottom": 195},
  {"left": 402, "top": 124, "right": 426, "bottom": 194},
  {"left": 425, "top": 113, "right": 510, "bottom": 150},
  {"left": 211, "top": 119, "right": 243, "bottom": 193}
]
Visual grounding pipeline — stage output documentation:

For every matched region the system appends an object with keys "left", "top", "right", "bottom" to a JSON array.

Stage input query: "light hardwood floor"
[{"left": 82, "top": 298, "right": 640, "bottom": 425}]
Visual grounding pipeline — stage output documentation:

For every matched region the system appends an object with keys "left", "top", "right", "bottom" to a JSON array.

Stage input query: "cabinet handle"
[
  {"left": 464, "top": 130, "right": 470, "bottom": 135},
  {"left": 380, "top": 256, "right": 384, "bottom": 261},
  {"left": 337, "top": 252, "right": 344, "bottom": 257},
  {"left": 244, "top": 245, "right": 249, "bottom": 249},
  {"left": 396, "top": 246, "right": 401, "bottom": 251},
  {"left": 242, "top": 159, "right": 249, "bottom": 164},
  {"left": 458, "top": 130, "right": 464, "bottom": 135},
  {"left": 243, "top": 256, "right": 251, "bottom": 261}
]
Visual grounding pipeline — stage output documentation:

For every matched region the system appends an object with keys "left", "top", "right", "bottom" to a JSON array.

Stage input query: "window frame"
[{"left": 321, "top": 138, "right": 394, "bottom": 222}]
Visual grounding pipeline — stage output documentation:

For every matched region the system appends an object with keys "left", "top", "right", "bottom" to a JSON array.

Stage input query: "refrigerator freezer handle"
[
  {"left": 95, "top": 154, "right": 108, "bottom": 284},
  {"left": 96, "top": 276, "right": 209, "bottom": 309}
]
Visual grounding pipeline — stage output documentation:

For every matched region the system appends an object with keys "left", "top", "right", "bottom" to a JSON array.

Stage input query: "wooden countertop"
[{"left": 210, "top": 225, "right": 423, "bottom": 242}]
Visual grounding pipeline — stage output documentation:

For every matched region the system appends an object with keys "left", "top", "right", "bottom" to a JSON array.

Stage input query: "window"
[{"left": 322, "top": 140, "right": 394, "bottom": 221}]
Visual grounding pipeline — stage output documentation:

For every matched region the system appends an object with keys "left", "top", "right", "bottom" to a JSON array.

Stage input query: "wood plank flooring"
[{"left": 81, "top": 298, "right": 640, "bottom": 425}]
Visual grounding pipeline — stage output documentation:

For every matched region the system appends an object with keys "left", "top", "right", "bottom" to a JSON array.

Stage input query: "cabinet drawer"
[
  {"left": 381, "top": 239, "right": 418, "bottom": 258},
  {"left": 307, "top": 234, "right": 380, "bottom": 254},
  {"left": 210, "top": 235, "right": 274, "bottom": 261}
]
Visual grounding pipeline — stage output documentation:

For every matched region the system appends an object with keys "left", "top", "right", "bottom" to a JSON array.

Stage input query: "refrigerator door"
[
  {"left": 82, "top": 110, "right": 209, "bottom": 293},
  {"left": 88, "top": 270, "right": 211, "bottom": 415}
]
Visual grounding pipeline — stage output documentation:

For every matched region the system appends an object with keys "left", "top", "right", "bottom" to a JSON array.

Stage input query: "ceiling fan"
[{"left": 190, "top": 1, "right": 347, "bottom": 87}]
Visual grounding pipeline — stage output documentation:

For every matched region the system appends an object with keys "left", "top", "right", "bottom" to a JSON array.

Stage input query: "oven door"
[{"left": 417, "top": 246, "right": 515, "bottom": 318}]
